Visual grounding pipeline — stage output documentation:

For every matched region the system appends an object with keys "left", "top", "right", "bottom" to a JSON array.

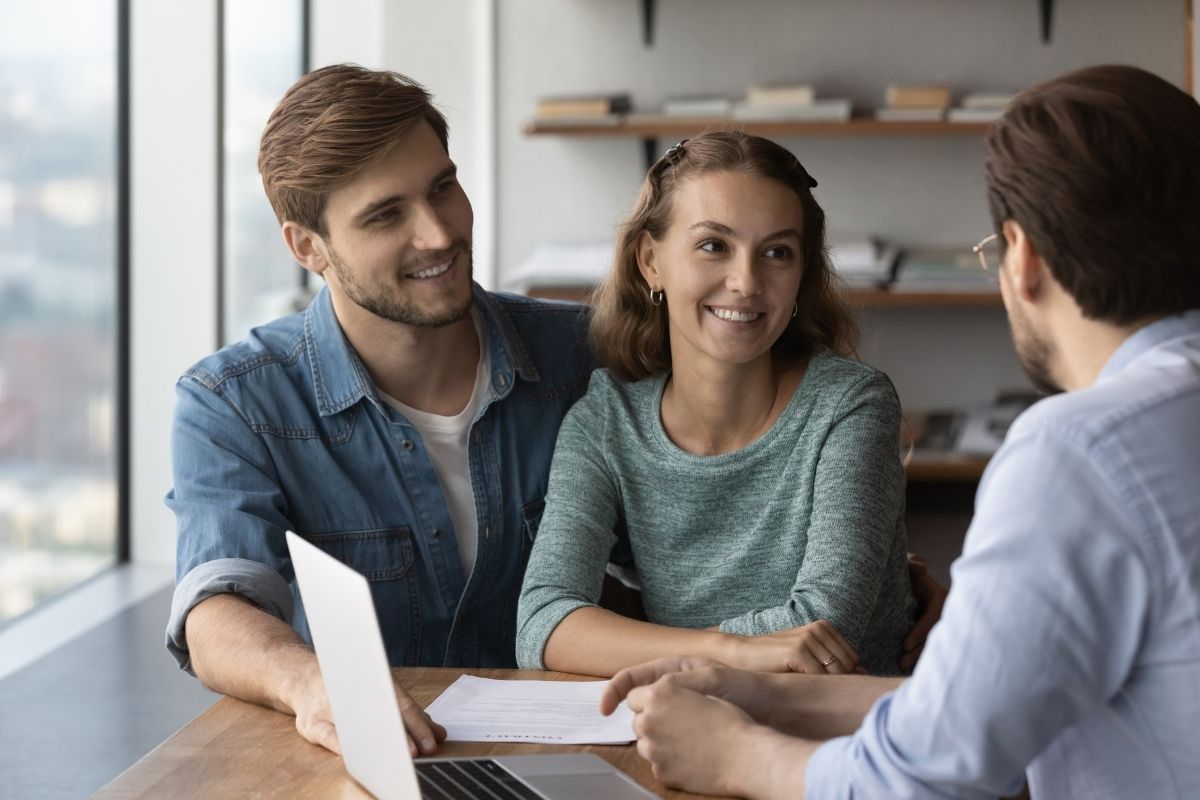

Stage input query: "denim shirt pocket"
[{"left": 305, "top": 527, "right": 422, "bottom": 665}]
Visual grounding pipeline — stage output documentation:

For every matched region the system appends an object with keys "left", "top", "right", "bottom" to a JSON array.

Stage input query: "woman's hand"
[{"left": 722, "top": 619, "right": 859, "bottom": 674}]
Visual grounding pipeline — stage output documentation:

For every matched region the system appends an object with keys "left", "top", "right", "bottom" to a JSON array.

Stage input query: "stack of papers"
[{"left": 426, "top": 676, "right": 636, "bottom": 745}]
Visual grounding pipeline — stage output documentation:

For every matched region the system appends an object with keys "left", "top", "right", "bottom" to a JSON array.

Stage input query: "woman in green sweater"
[{"left": 516, "top": 131, "right": 915, "bottom": 677}]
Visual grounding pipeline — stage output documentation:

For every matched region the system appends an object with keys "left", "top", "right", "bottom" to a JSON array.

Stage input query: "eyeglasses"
[{"left": 972, "top": 233, "right": 1001, "bottom": 279}]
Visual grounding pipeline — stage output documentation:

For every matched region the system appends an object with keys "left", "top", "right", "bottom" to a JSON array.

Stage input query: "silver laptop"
[{"left": 286, "top": 531, "right": 657, "bottom": 800}]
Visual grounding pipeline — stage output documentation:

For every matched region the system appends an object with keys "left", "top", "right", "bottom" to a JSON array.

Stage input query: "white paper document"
[{"left": 425, "top": 676, "right": 636, "bottom": 745}]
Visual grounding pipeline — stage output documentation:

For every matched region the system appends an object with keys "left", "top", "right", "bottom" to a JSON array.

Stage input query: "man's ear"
[
  {"left": 635, "top": 231, "right": 662, "bottom": 292},
  {"left": 1001, "top": 219, "right": 1045, "bottom": 303},
  {"left": 282, "top": 222, "right": 330, "bottom": 278}
]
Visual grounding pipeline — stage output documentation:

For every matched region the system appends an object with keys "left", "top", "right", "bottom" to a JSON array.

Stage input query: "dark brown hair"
[
  {"left": 257, "top": 64, "right": 449, "bottom": 235},
  {"left": 590, "top": 130, "right": 858, "bottom": 381},
  {"left": 986, "top": 64, "right": 1200, "bottom": 323}
]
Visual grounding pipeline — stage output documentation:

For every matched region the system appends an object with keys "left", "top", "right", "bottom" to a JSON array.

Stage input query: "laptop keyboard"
[{"left": 416, "top": 759, "right": 544, "bottom": 800}]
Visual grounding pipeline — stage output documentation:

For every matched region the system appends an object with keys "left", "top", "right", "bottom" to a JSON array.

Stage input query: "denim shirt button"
[
  {"left": 401, "top": 439, "right": 414, "bottom": 451},
  {"left": 431, "top": 528, "right": 442, "bottom": 539}
]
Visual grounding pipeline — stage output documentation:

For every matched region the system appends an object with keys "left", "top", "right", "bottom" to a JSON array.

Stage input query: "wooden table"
[{"left": 95, "top": 667, "right": 718, "bottom": 799}]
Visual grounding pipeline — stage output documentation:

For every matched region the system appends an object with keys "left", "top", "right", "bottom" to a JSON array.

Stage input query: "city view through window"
[
  {"left": 0, "top": 2, "right": 118, "bottom": 623},
  {"left": 223, "top": 0, "right": 306, "bottom": 344}
]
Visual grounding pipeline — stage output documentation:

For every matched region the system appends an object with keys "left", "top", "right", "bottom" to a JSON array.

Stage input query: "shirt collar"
[
  {"left": 1098, "top": 309, "right": 1200, "bottom": 382},
  {"left": 304, "top": 283, "right": 542, "bottom": 417}
]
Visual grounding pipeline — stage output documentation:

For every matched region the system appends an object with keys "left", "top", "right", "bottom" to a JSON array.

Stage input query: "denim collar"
[
  {"left": 304, "top": 283, "right": 541, "bottom": 417},
  {"left": 1099, "top": 309, "right": 1200, "bottom": 382}
]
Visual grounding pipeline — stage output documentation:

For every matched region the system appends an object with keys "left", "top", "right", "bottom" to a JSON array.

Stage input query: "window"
[
  {"left": 0, "top": 1, "right": 121, "bottom": 623},
  {"left": 222, "top": 0, "right": 308, "bottom": 344}
]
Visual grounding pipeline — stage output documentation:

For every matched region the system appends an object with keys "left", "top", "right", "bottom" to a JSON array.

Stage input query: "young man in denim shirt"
[{"left": 164, "top": 65, "right": 594, "bottom": 756}]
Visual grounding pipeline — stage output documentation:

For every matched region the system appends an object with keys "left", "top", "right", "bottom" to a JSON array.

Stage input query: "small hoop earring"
[
  {"left": 791, "top": 302, "right": 798, "bottom": 319},
  {"left": 649, "top": 288, "right": 665, "bottom": 306}
]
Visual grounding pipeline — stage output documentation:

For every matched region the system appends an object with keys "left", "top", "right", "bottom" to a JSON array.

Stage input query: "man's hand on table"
[
  {"left": 287, "top": 660, "right": 446, "bottom": 756},
  {"left": 600, "top": 655, "right": 784, "bottom": 726},
  {"left": 600, "top": 656, "right": 812, "bottom": 798}
]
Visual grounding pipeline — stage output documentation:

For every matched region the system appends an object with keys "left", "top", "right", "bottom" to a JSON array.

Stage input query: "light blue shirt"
[{"left": 808, "top": 310, "right": 1200, "bottom": 799}]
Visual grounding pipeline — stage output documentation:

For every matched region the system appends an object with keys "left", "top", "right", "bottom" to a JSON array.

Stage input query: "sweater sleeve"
[
  {"left": 515, "top": 378, "right": 621, "bottom": 669},
  {"left": 717, "top": 370, "right": 906, "bottom": 649}
]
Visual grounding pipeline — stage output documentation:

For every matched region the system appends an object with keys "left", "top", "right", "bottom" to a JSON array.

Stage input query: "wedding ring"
[{"left": 821, "top": 655, "right": 838, "bottom": 667}]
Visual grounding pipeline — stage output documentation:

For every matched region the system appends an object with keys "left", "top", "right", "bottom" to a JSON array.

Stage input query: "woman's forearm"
[{"left": 543, "top": 606, "right": 737, "bottom": 677}]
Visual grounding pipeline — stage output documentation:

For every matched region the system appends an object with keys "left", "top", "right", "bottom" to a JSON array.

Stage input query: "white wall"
[
  {"left": 130, "top": 0, "right": 219, "bottom": 564},
  {"left": 311, "top": 0, "right": 384, "bottom": 68}
]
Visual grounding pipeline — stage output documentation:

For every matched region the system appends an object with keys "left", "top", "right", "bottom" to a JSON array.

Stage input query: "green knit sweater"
[{"left": 515, "top": 354, "right": 916, "bottom": 676}]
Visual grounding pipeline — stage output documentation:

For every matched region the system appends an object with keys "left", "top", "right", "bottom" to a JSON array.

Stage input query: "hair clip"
[
  {"left": 663, "top": 139, "right": 689, "bottom": 164},
  {"left": 796, "top": 158, "right": 818, "bottom": 189}
]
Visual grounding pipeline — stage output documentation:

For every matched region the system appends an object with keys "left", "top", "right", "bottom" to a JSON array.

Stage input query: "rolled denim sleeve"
[{"left": 165, "top": 373, "right": 297, "bottom": 674}]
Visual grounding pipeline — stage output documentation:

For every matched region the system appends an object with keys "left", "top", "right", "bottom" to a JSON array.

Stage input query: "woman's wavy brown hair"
[{"left": 590, "top": 130, "right": 858, "bottom": 381}]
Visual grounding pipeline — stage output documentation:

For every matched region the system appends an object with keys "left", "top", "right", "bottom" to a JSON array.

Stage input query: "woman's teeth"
[{"left": 709, "top": 307, "right": 762, "bottom": 322}]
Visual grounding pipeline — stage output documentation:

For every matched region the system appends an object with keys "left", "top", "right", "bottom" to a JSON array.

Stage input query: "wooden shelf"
[
  {"left": 523, "top": 115, "right": 993, "bottom": 139},
  {"left": 847, "top": 289, "right": 1003, "bottom": 308},
  {"left": 525, "top": 285, "right": 1002, "bottom": 309},
  {"left": 906, "top": 455, "right": 990, "bottom": 482}
]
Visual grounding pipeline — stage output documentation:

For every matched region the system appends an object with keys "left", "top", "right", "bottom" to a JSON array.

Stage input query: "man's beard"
[
  {"left": 328, "top": 239, "right": 474, "bottom": 328},
  {"left": 1008, "top": 300, "right": 1062, "bottom": 395}
]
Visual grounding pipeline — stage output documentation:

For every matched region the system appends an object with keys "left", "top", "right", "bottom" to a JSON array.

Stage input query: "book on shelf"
[
  {"left": 903, "top": 409, "right": 966, "bottom": 456},
  {"left": 504, "top": 242, "right": 612, "bottom": 293},
  {"left": 956, "top": 390, "right": 1040, "bottom": 456},
  {"left": 873, "top": 106, "right": 946, "bottom": 122},
  {"left": 947, "top": 106, "right": 1005, "bottom": 123},
  {"left": 528, "top": 115, "right": 623, "bottom": 128},
  {"left": 961, "top": 92, "right": 1017, "bottom": 109},
  {"left": 745, "top": 83, "right": 815, "bottom": 107},
  {"left": 884, "top": 84, "right": 951, "bottom": 109},
  {"left": 535, "top": 93, "right": 632, "bottom": 118},
  {"left": 892, "top": 248, "right": 997, "bottom": 292},
  {"left": 903, "top": 390, "right": 1039, "bottom": 461},
  {"left": 732, "top": 98, "right": 852, "bottom": 122},
  {"left": 661, "top": 96, "right": 733, "bottom": 117},
  {"left": 828, "top": 238, "right": 899, "bottom": 287},
  {"left": 946, "top": 91, "right": 1015, "bottom": 123}
]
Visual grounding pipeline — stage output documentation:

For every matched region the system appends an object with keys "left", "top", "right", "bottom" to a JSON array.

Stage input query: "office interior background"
[{"left": 1, "top": 1, "right": 1196, "bottom": 797}]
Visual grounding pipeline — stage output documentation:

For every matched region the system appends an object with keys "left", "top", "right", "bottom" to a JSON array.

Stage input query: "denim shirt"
[{"left": 165, "top": 284, "right": 593, "bottom": 672}]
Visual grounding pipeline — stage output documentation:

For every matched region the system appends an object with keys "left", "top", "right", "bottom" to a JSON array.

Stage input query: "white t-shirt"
[{"left": 379, "top": 311, "right": 490, "bottom": 577}]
